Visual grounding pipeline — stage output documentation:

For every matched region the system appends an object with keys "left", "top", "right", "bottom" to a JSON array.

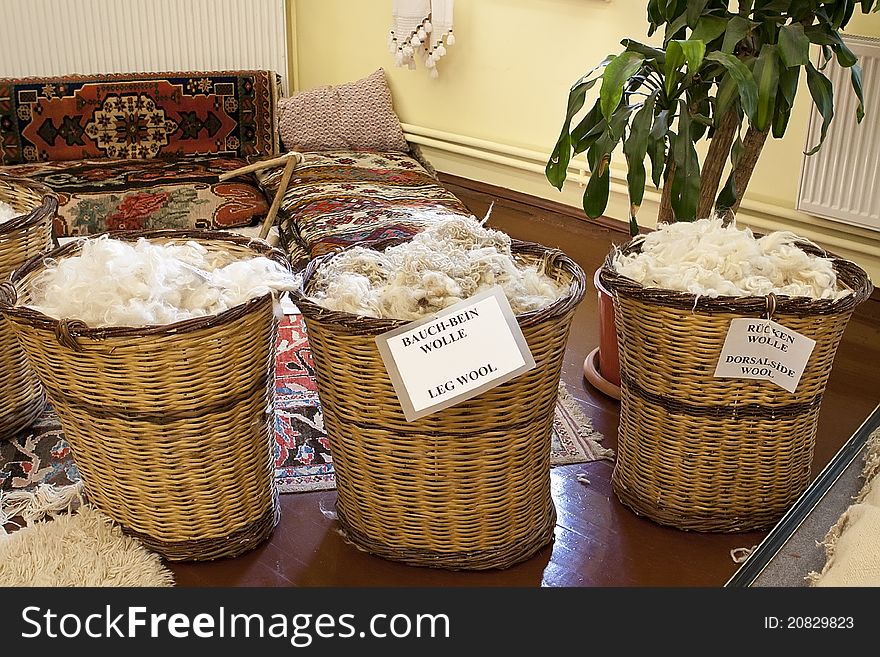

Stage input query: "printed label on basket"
[
  {"left": 713, "top": 318, "right": 816, "bottom": 393},
  {"left": 376, "top": 286, "right": 537, "bottom": 421}
]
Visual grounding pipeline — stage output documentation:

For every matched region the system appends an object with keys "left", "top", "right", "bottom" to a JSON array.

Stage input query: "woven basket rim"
[
  {"left": 0, "top": 173, "right": 59, "bottom": 237},
  {"left": 0, "top": 228, "right": 291, "bottom": 340},
  {"left": 600, "top": 232, "right": 874, "bottom": 317},
  {"left": 291, "top": 237, "right": 587, "bottom": 332}
]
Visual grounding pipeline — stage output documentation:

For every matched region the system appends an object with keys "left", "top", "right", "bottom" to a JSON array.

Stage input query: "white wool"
[
  {"left": 0, "top": 200, "right": 19, "bottom": 223},
  {"left": 612, "top": 217, "right": 851, "bottom": 300},
  {"left": 26, "top": 235, "right": 299, "bottom": 328},
  {"left": 309, "top": 216, "right": 567, "bottom": 319}
]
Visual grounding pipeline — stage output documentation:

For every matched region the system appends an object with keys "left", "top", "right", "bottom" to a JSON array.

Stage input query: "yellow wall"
[{"left": 289, "top": 0, "right": 880, "bottom": 283}]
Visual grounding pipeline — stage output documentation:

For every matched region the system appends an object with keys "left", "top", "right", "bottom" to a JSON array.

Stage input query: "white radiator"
[
  {"left": 797, "top": 35, "right": 880, "bottom": 232},
  {"left": 0, "top": 0, "right": 290, "bottom": 93}
]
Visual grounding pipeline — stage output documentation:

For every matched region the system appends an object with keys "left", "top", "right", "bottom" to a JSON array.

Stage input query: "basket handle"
[
  {"left": 0, "top": 281, "right": 17, "bottom": 308},
  {"left": 764, "top": 292, "right": 777, "bottom": 320},
  {"left": 54, "top": 319, "right": 90, "bottom": 352}
]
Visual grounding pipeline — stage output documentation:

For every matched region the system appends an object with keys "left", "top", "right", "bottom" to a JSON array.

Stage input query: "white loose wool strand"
[
  {"left": 0, "top": 200, "right": 19, "bottom": 223},
  {"left": 26, "top": 235, "right": 299, "bottom": 328},
  {"left": 309, "top": 216, "right": 567, "bottom": 319},
  {"left": 613, "top": 217, "right": 851, "bottom": 300}
]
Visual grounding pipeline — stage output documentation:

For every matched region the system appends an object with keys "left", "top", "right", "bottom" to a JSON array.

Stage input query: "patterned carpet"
[{"left": 1, "top": 314, "right": 611, "bottom": 495}]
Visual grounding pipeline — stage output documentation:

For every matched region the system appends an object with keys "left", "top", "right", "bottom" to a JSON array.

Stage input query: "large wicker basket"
[
  {"left": 0, "top": 229, "right": 287, "bottom": 561},
  {"left": 601, "top": 236, "right": 873, "bottom": 532},
  {"left": 0, "top": 174, "right": 58, "bottom": 441},
  {"left": 292, "top": 240, "right": 587, "bottom": 570}
]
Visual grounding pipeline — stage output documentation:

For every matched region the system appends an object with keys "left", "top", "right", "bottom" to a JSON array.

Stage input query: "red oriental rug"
[{"left": 1, "top": 314, "right": 611, "bottom": 495}]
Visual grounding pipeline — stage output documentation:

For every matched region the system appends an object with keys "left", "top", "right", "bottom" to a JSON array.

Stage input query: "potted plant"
[{"left": 546, "top": 0, "right": 877, "bottom": 399}]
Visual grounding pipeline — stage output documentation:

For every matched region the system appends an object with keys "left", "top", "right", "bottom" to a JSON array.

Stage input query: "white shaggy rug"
[{"left": 0, "top": 505, "right": 174, "bottom": 587}]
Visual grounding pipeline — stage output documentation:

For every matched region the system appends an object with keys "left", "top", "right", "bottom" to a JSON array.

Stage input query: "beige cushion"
[{"left": 278, "top": 69, "right": 409, "bottom": 153}]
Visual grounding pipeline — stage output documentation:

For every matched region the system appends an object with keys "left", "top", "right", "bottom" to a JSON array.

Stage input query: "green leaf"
[
  {"left": 648, "top": 109, "right": 670, "bottom": 188},
  {"left": 754, "top": 0, "right": 790, "bottom": 11},
  {"left": 779, "top": 65, "right": 800, "bottom": 108},
  {"left": 583, "top": 144, "right": 611, "bottom": 219},
  {"left": 669, "top": 102, "right": 701, "bottom": 221},
  {"left": 545, "top": 59, "right": 613, "bottom": 189},
  {"left": 788, "top": 0, "right": 814, "bottom": 21},
  {"left": 570, "top": 101, "right": 605, "bottom": 152},
  {"left": 778, "top": 24, "right": 810, "bottom": 68},
  {"left": 650, "top": 108, "right": 670, "bottom": 141},
  {"left": 832, "top": 41, "right": 859, "bottom": 68},
  {"left": 722, "top": 16, "right": 756, "bottom": 55},
  {"left": 772, "top": 101, "right": 792, "bottom": 138},
  {"left": 715, "top": 171, "right": 738, "bottom": 213},
  {"left": 623, "top": 92, "right": 658, "bottom": 214},
  {"left": 842, "top": 1, "right": 857, "bottom": 28},
  {"left": 664, "top": 41, "right": 686, "bottom": 96},
  {"left": 648, "top": 134, "right": 667, "bottom": 188},
  {"left": 677, "top": 40, "right": 708, "bottom": 75},
  {"left": 628, "top": 216, "right": 640, "bottom": 237},
  {"left": 714, "top": 73, "right": 738, "bottom": 126},
  {"left": 851, "top": 63, "right": 865, "bottom": 123},
  {"left": 664, "top": 12, "right": 689, "bottom": 44},
  {"left": 622, "top": 39, "right": 666, "bottom": 65},
  {"left": 753, "top": 44, "right": 781, "bottom": 132},
  {"left": 647, "top": 0, "right": 664, "bottom": 26},
  {"left": 599, "top": 51, "right": 645, "bottom": 121},
  {"left": 691, "top": 16, "right": 728, "bottom": 45},
  {"left": 607, "top": 104, "right": 636, "bottom": 142},
  {"left": 706, "top": 51, "right": 758, "bottom": 123},
  {"left": 687, "top": 0, "right": 710, "bottom": 28},
  {"left": 831, "top": 0, "right": 848, "bottom": 28},
  {"left": 546, "top": 134, "right": 572, "bottom": 190},
  {"left": 730, "top": 129, "right": 744, "bottom": 169},
  {"left": 804, "top": 62, "right": 835, "bottom": 155},
  {"left": 805, "top": 25, "right": 859, "bottom": 67}
]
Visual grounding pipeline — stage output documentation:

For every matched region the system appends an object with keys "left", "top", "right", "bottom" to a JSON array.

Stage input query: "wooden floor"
[{"left": 169, "top": 175, "right": 880, "bottom": 587}]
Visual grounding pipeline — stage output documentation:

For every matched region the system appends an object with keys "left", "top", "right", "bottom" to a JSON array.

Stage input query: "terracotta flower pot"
[{"left": 583, "top": 267, "right": 621, "bottom": 400}]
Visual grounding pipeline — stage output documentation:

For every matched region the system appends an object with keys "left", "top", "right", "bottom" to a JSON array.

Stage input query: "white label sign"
[
  {"left": 376, "top": 286, "right": 536, "bottom": 421},
  {"left": 713, "top": 318, "right": 816, "bottom": 393}
]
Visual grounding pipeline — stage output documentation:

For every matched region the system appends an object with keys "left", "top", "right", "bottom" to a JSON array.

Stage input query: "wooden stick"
[
  {"left": 218, "top": 150, "right": 302, "bottom": 182},
  {"left": 259, "top": 154, "right": 298, "bottom": 240}
]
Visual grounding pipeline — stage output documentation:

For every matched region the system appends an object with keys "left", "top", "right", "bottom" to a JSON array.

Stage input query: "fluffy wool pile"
[
  {"left": 0, "top": 200, "right": 19, "bottom": 223},
  {"left": 26, "top": 235, "right": 299, "bottom": 328},
  {"left": 613, "top": 217, "right": 851, "bottom": 300},
  {"left": 308, "top": 216, "right": 567, "bottom": 319}
]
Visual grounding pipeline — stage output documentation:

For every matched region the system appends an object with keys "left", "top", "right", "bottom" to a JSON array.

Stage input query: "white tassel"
[
  {"left": 418, "top": 27, "right": 427, "bottom": 40},
  {"left": 430, "top": 67, "right": 439, "bottom": 79},
  {"left": 403, "top": 44, "right": 414, "bottom": 58},
  {"left": 1, "top": 481, "right": 85, "bottom": 533},
  {"left": 424, "top": 20, "right": 433, "bottom": 34},
  {"left": 394, "top": 49, "right": 404, "bottom": 66},
  {"left": 435, "top": 43, "right": 446, "bottom": 57},
  {"left": 408, "top": 60, "right": 417, "bottom": 70},
  {"left": 426, "top": 54, "right": 435, "bottom": 68},
  {"left": 446, "top": 30, "right": 456, "bottom": 46},
  {"left": 410, "top": 34, "right": 421, "bottom": 47}
]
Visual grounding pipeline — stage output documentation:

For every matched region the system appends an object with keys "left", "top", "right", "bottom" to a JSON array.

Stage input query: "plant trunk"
[
  {"left": 658, "top": 159, "right": 676, "bottom": 224},
  {"left": 731, "top": 126, "right": 769, "bottom": 214},
  {"left": 697, "top": 110, "right": 741, "bottom": 219}
]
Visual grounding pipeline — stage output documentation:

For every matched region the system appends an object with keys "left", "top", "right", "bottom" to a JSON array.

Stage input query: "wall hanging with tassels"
[{"left": 388, "top": 0, "right": 455, "bottom": 78}]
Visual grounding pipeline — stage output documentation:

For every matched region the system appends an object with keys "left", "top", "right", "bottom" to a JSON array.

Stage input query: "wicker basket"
[
  {"left": 292, "top": 240, "right": 587, "bottom": 570},
  {"left": 0, "top": 174, "right": 58, "bottom": 441},
  {"left": 601, "top": 236, "right": 873, "bottom": 532},
  {"left": 0, "top": 229, "right": 287, "bottom": 561}
]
